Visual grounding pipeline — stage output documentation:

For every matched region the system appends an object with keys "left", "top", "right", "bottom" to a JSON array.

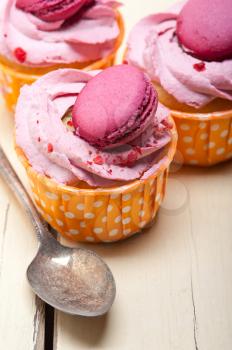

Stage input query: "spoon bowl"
[
  {"left": 0, "top": 146, "right": 116, "bottom": 317},
  {"left": 27, "top": 239, "right": 116, "bottom": 316}
]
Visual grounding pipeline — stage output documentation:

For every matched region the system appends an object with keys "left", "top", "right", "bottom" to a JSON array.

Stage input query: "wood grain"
[
  {"left": 54, "top": 1, "right": 232, "bottom": 349},
  {"left": 0, "top": 0, "right": 232, "bottom": 349},
  {"left": 53, "top": 163, "right": 232, "bottom": 350}
]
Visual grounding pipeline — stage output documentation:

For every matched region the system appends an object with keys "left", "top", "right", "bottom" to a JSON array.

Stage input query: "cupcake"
[
  {"left": 126, "top": 0, "right": 232, "bottom": 166},
  {"left": 15, "top": 65, "right": 177, "bottom": 243},
  {"left": 0, "top": 0, "right": 124, "bottom": 111}
]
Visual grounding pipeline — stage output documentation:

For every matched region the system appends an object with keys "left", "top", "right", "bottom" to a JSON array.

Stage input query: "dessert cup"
[
  {"left": 0, "top": 12, "right": 124, "bottom": 112},
  {"left": 15, "top": 122, "right": 177, "bottom": 243},
  {"left": 15, "top": 65, "right": 177, "bottom": 243},
  {"left": 154, "top": 84, "right": 232, "bottom": 166},
  {"left": 125, "top": 0, "right": 232, "bottom": 166}
]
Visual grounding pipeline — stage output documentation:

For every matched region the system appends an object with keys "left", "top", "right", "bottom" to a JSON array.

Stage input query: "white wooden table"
[{"left": 1, "top": 1, "right": 232, "bottom": 349}]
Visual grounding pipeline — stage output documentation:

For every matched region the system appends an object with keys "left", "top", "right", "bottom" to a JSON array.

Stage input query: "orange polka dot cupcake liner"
[
  {"left": 0, "top": 12, "right": 124, "bottom": 113},
  {"left": 171, "top": 109, "right": 232, "bottom": 166},
  {"left": 15, "top": 123, "right": 177, "bottom": 243}
]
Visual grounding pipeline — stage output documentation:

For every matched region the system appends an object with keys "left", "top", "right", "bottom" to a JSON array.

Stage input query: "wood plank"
[
  {"left": 0, "top": 0, "right": 231, "bottom": 349},
  {"left": 54, "top": 1, "right": 232, "bottom": 349},
  {"left": 0, "top": 100, "right": 45, "bottom": 349}
]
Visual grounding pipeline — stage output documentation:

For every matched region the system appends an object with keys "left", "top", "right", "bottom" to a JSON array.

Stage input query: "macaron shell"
[
  {"left": 16, "top": 0, "right": 92, "bottom": 22},
  {"left": 72, "top": 65, "right": 152, "bottom": 146},
  {"left": 176, "top": 0, "right": 232, "bottom": 61}
]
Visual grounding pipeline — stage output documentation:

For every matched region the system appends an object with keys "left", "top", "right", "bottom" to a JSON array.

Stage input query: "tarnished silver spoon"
[{"left": 0, "top": 146, "right": 116, "bottom": 316}]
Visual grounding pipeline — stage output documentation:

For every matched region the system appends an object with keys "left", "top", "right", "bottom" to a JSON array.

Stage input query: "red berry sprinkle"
[
  {"left": 134, "top": 146, "right": 142, "bottom": 155},
  {"left": 93, "top": 155, "right": 104, "bottom": 165},
  {"left": 162, "top": 119, "right": 173, "bottom": 129},
  {"left": 14, "top": 47, "right": 27, "bottom": 63},
  {"left": 193, "top": 62, "right": 206, "bottom": 72},
  {"left": 87, "top": 161, "right": 93, "bottom": 166},
  {"left": 36, "top": 120, "right": 39, "bottom": 124},
  {"left": 127, "top": 152, "right": 137, "bottom": 164},
  {"left": 47, "top": 143, "right": 53, "bottom": 153},
  {"left": 123, "top": 59, "right": 128, "bottom": 64},
  {"left": 67, "top": 120, "right": 73, "bottom": 127},
  {"left": 37, "top": 137, "right": 41, "bottom": 142},
  {"left": 107, "top": 169, "right": 112, "bottom": 175},
  {"left": 158, "top": 27, "right": 173, "bottom": 36}
]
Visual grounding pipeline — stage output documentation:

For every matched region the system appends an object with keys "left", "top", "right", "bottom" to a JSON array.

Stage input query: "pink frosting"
[
  {"left": 126, "top": 1, "right": 232, "bottom": 108},
  {"left": 15, "top": 69, "right": 172, "bottom": 187},
  {"left": 0, "top": 0, "right": 121, "bottom": 66}
]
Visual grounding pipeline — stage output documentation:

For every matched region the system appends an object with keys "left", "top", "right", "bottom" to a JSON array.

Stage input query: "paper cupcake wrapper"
[
  {"left": 0, "top": 12, "right": 124, "bottom": 113},
  {"left": 15, "top": 121, "right": 177, "bottom": 243},
  {"left": 171, "top": 109, "right": 232, "bottom": 166}
]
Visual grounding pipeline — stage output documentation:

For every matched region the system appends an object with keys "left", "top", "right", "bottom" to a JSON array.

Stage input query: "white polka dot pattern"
[
  {"left": 122, "top": 217, "right": 131, "bottom": 225},
  {"left": 69, "top": 229, "right": 79, "bottom": 235},
  {"left": 46, "top": 192, "right": 58, "bottom": 200},
  {"left": 65, "top": 212, "right": 75, "bottom": 219},
  {"left": 84, "top": 213, "right": 95, "bottom": 219},
  {"left": 172, "top": 109, "right": 232, "bottom": 166},
  {"left": 183, "top": 136, "right": 193, "bottom": 143},
  {"left": 56, "top": 219, "right": 64, "bottom": 227},
  {"left": 16, "top": 121, "right": 176, "bottom": 243},
  {"left": 180, "top": 124, "right": 190, "bottom": 131},
  {"left": 93, "top": 228, "right": 103, "bottom": 234},
  {"left": 94, "top": 201, "right": 103, "bottom": 208},
  {"left": 109, "top": 229, "right": 119, "bottom": 237},
  {"left": 77, "top": 203, "right": 84, "bottom": 211},
  {"left": 122, "top": 206, "right": 131, "bottom": 213},
  {"left": 62, "top": 194, "right": 71, "bottom": 201}
]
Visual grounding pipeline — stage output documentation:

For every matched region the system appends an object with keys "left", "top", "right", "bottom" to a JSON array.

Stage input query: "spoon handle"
[{"left": 0, "top": 145, "right": 53, "bottom": 243}]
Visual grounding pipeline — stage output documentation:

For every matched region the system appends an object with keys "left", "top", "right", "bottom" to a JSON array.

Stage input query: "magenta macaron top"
[
  {"left": 72, "top": 65, "right": 158, "bottom": 148},
  {"left": 15, "top": 65, "right": 173, "bottom": 187},
  {"left": 176, "top": 0, "right": 232, "bottom": 62}
]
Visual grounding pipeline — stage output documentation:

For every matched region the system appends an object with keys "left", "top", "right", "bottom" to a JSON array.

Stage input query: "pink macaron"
[
  {"left": 176, "top": 0, "right": 232, "bottom": 61},
  {"left": 72, "top": 65, "right": 158, "bottom": 149},
  {"left": 16, "top": 0, "right": 92, "bottom": 22}
]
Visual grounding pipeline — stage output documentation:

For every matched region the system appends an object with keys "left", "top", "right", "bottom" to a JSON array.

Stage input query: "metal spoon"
[{"left": 0, "top": 146, "right": 116, "bottom": 316}]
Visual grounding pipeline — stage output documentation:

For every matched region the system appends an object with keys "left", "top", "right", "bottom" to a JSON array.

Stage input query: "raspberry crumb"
[
  {"left": 127, "top": 152, "right": 137, "bottom": 164},
  {"left": 193, "top": 62, "right": 206, "bottom": 72},
  {"left": 67, "top": 120, "right": 73, "bottom": 127},
  {"left": 47, "top": 143, "right": 53, "bottom": 153},
  {"left": 107, "top": 169, "right": 112, "bottom": 175},
  {"left": 93, "top": 155, "right": 104, "bottom": 165},
  {"left": 158, "top": 27, "right": 173, "bottom": 36},
  {"left": 162, "top": 119, "right": 173, "bottom": 129},
  {"left": 14, "top": 47, "right": 26, "bottom": 63},
  {"left": 123, "top": 60, "right": 128, "bottom": 64},
  {"left": 36, "top": 120, "right": 39, "bottom": 124},
  {"left": 37, "top": 137, "right": 41, "bottom": 142},
  {"left": 87, "top": 161, "right": 93, "bottom": 165},
  {"left": 134, "top": 146, "right": 142, "bottom": 155}
]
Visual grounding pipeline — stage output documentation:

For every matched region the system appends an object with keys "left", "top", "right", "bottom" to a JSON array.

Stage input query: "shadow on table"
[{"left": 55, "top": 311, "right": 109, "bottom": 348}]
